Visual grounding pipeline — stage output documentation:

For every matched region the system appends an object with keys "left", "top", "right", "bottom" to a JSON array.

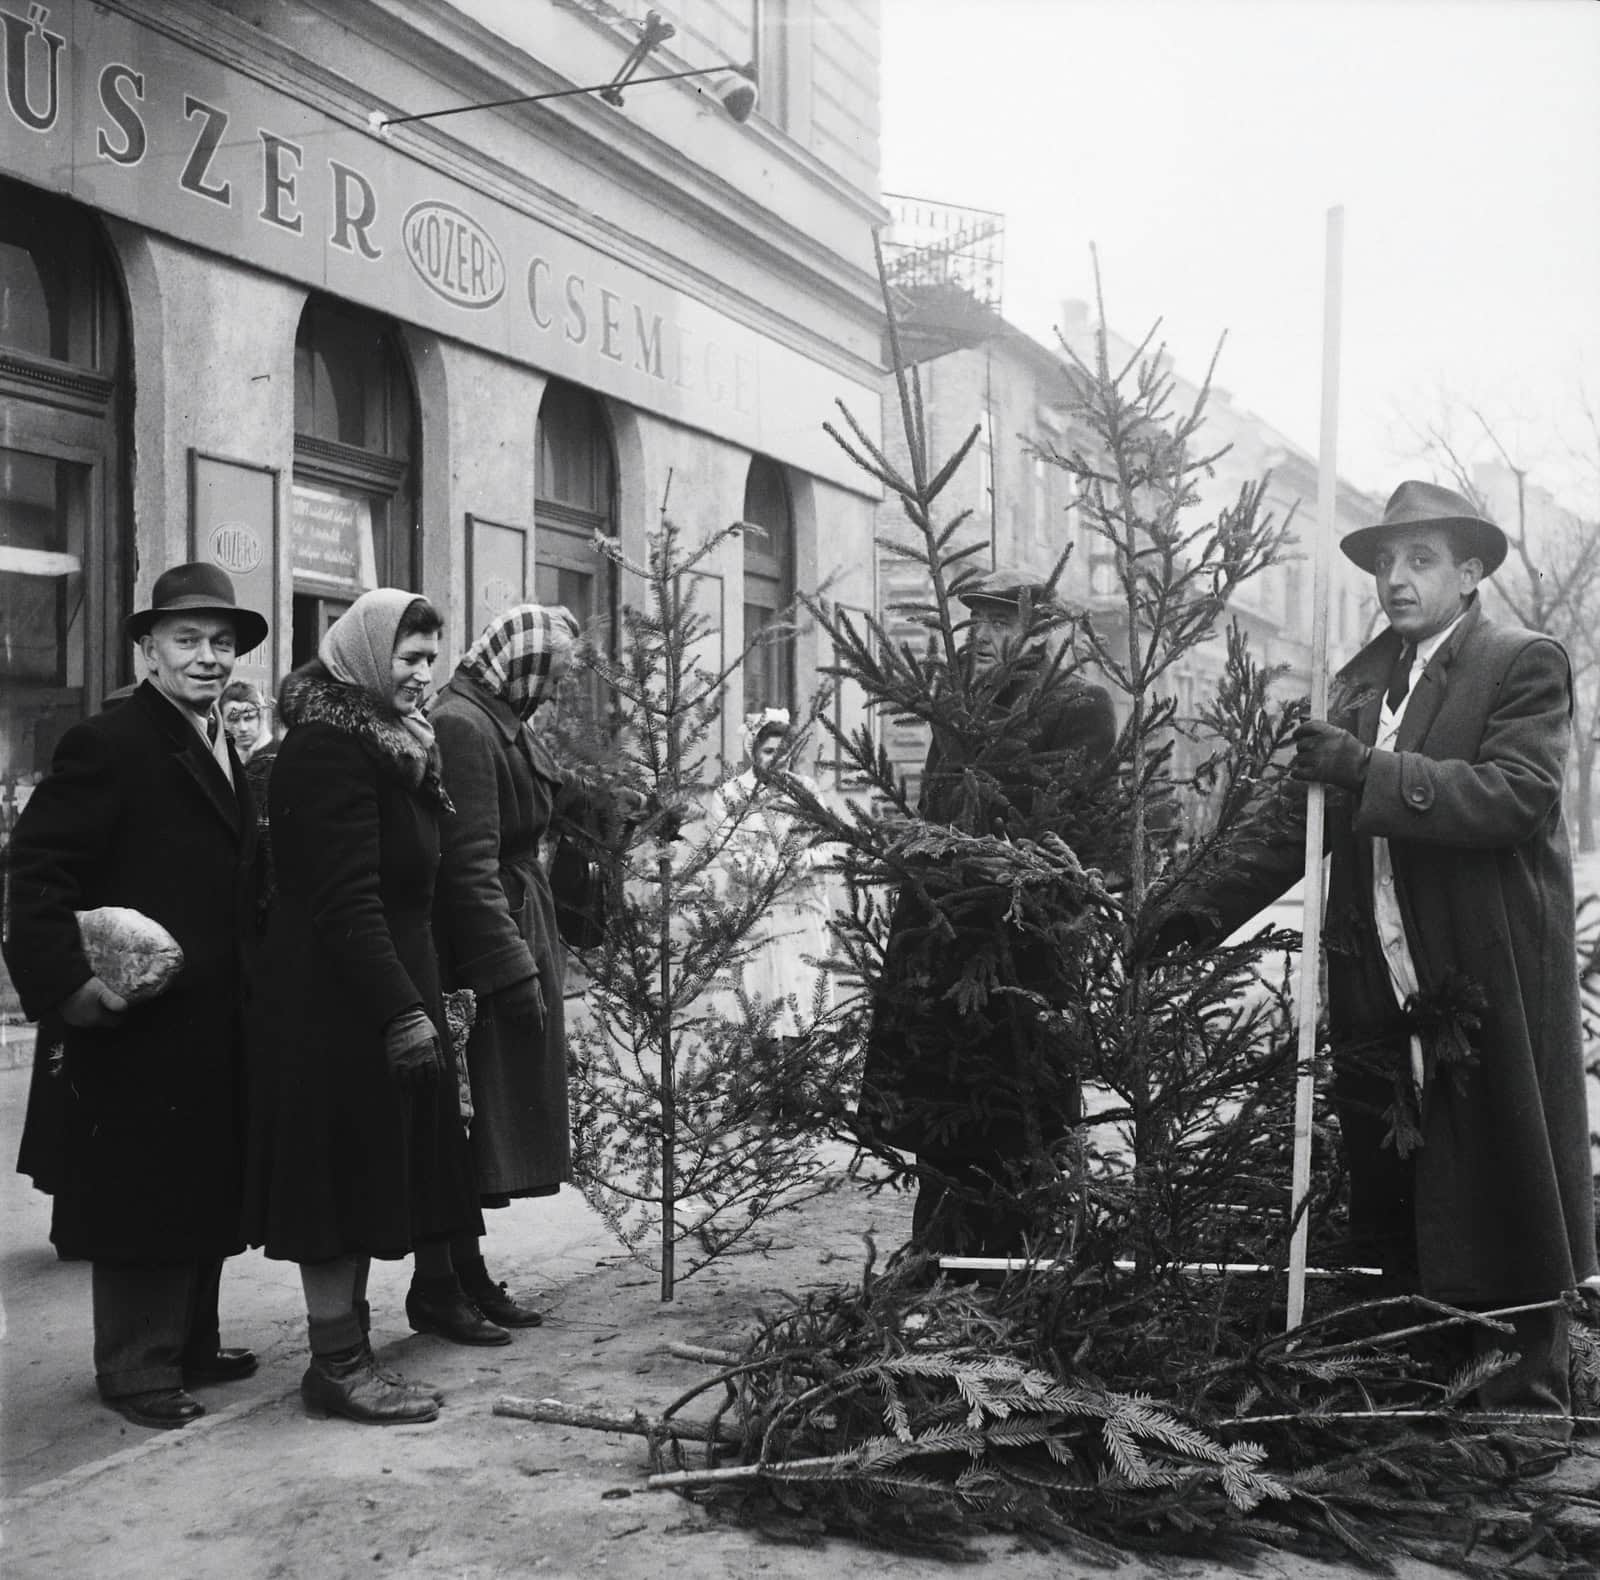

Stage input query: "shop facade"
[{"left": 0, "top": 0, "right": 885, "bottom": 807}]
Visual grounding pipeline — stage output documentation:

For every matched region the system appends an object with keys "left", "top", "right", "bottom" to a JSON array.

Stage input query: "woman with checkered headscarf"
[{"left": 425, "top": 604, "right": 581, "bottom": 1334}]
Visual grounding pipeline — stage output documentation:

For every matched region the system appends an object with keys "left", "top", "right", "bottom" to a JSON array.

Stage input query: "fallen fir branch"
[
  {"left": 1214, "top": 1405, "right": 1600, "bottom": 1430},
  {"left": 667, "top": 1343, "right": 741, "bottom": 1367},
  {"left": 494, "top": 1394, "right": 738, "bottom": 1446},
  {"left": 622, "top": 1263, "right": 1600, "bottom": 1572}
]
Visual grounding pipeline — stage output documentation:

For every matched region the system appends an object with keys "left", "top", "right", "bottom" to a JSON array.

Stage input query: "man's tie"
[{"left": 1385, "top": 641, "right": 1416, "bottom": 713}]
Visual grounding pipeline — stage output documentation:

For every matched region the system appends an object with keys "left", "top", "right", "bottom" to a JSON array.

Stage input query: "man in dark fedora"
[
  {"left": 1166, "top": 481, "right": 1597, "bottom": 1456},
  {"left": 3, "top": 563, "right": 268, "bottom": 1430},
  {"left": 859, "top": 570, "right": 1118, "bottom": 1256}
]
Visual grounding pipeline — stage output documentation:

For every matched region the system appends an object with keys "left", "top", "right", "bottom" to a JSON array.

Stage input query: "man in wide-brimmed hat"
[
  {"left": 859, "top": 568, "right": 1119, "bottom": 1257},
  {"left": 1165, "top": 480, "right": 1596, "bottom": 1465},
  {"left": 4, "top": 563, "right": 268, "bottom": 1430}
]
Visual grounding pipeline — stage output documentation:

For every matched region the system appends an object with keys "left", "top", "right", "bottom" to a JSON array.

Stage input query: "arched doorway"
[{"left": 0, "top": 179, "right": 130, "bottom": 797}]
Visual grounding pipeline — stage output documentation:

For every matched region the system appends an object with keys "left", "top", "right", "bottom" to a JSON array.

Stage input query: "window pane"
[
  {"left": 0, "top": 241, "right": 61, "bottom": 359},
  {"left": 742, "top": 456, "right": 791, "bottom": 569},
  {"left": 1, "top": 448, "right": 88, "bottom": 781},
  {"left": 742, "top": 457, "right": 793, "bottom": 713},
  {"left": 536, "top": 383, "right": 613, "bottom": 516},
  {"left": 744, "top": 601, "right": 791, "bottom": 714},
  {"left": 295, "top": 303, "right": 401, "bottom": 451}
]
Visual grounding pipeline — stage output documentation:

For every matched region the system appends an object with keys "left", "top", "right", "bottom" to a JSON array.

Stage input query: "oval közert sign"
[
  {"left": 209, "top": 522, "right": 263, "bottom": 574},
  {"left": 402, "top": 201, "right": 506, "bottom": 309}
]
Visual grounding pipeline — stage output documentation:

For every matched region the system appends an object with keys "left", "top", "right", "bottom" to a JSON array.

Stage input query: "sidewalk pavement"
[
  {"left": 3, "top": 1056, "right": 1596, "bottom": 1578},
  {"left": 0, "top": 1061, "right": 631, "bottom": 1497}
]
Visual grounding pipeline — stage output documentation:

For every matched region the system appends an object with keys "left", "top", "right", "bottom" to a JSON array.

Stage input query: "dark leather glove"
[
  {"left": 1291, "top": 720, "right": 1371, "bottom": 791},
  {"left": 494, "top": 974, "right": 545, "bottom": 1030},
  {"left": 382, "top": 1006, "right": 444, "bottom": 1092},
  {"left": 1146, "top": 914, "right": 1210, "bottom": 959}
]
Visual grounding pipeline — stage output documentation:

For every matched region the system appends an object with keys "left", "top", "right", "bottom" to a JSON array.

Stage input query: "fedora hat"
[
  {"left": 124, "top": 562, "right": 269, "bottom": 650},
  {"left": 1340, "top": 480, "right": 1508, "bottom": 576}
]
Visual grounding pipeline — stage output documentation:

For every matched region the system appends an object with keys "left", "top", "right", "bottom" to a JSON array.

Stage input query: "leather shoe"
[
  {"left": 106, "top": 1388, "right": 206, "bottom": 1430},
  {"left": 301, "top": 1346, "right": 439, "bottom": 1425},
  {"left": 465, "top": 1278, "right": 544, "bottom": 1329},
  {"left": 406, "top": 1281, "right": 511, "bottom": 1346},
  {"left": 183, "top": 1347, "right": 259, "bottom": 1385},
  {"left": 365, "top": 1343, "right": 446, "bottom": 1404}
]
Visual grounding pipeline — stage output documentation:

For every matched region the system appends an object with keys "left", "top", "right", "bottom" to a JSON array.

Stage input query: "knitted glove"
[{"left": 382, "top": 1006, "right": 444, "bottom": 1091}]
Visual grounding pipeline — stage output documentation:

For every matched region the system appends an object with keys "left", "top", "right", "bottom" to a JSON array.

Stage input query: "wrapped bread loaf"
[
  {"left": 444, "top": 978, "right": 473, "bottom": 1132},
  {"left": 74, "top": 907, "right": 185, "bottom": 1004},
  {"left": 443, "top": 987, "right": 478, "bottom": 1128}
]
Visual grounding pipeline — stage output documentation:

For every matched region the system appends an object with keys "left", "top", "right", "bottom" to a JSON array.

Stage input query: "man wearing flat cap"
[
  {"left": 860, "top": 571, "right": 1118, "bottom": 1256},
  {"left": 1167, "top": 482, "right": 1597, "bottom": 1451},
  {"left": 3, "top": 564, "right": 267, "bottom": 1430}
]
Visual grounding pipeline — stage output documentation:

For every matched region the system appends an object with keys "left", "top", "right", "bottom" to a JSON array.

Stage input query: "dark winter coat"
[
  {"left": 430, "top": 676, "right": 572, "bottom": 1198},
  {"left": 243, "top": 666, "right": 483, "bottom": 1263},
  {"left": 859, "top": 674, "right": 1118, "bottom": 1160},
  {"left": 2, "top": 683, "right": 255, "bottom": 1261},
  {"left": 1190, "top": 598, "right": 1597, "bottom": 1304}
]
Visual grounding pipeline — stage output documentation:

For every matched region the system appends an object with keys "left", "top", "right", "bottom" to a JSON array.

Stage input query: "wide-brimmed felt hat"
[
  {"left": 955, "top": 570, "right": 1059, "bottom": 612},
  {"left": 124, "top": 562, "right": 269, "bottom": 650},
  {"left": 1340, "top": 480, "right": 1508, "bottom": 576}
]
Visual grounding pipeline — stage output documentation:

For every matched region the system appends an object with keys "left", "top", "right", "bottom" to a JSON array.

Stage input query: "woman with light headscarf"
[
  {"left": 708, "top": 709, "right": 835, "bottom": 1040},
  {"left": 244, "top": 589, "right": 486, "bottom": 1426},
  {"left": 429, "top": 603, "right": 585, "bottom": 1327}
]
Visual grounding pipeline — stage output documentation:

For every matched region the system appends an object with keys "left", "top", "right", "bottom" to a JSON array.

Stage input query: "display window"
[
  {"left": 534, "top": 379, "right": 616, "bottom": 638},
  {"left": 290, "top": 297, "right": 417, "bottom": 664}
]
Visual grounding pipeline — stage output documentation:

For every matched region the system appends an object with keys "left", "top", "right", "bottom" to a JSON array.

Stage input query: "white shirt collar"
[{"left": 1410, "top": 607, "right": 1467, "bottom": 667}]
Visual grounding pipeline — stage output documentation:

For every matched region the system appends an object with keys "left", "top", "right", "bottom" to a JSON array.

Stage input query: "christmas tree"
[{"left": 559, "top": 513, "right": 851, "bottom": 1301}]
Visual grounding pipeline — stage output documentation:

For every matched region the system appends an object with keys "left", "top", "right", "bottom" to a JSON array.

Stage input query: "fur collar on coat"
[{"left": 279, "top": 662, "right": 453, "bottom": 812}]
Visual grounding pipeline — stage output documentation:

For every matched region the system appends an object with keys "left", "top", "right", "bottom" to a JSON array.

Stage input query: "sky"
[{"left": 878, "top": 0, "right": 1600, "bottom": 509}]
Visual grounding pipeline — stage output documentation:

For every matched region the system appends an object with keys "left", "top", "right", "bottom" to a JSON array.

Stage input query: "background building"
[{"left": 874, "top": 198, "right": 1381, "bottom": 809}]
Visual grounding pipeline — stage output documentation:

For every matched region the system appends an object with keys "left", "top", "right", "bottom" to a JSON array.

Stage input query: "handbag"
[{"left": 549, "top": 831, "right": 607, "bottom": 951}]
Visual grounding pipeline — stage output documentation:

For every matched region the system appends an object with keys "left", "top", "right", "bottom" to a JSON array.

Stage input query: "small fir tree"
[{"left": 558, "top": 514, "right": 849, "bottom": 1300}]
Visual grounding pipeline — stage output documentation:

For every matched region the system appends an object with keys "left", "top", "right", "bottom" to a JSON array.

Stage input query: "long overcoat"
[
  {"left": 859, "top": 674, "right": 1118, "bottom": 1160},
  {"left": 243, "top": 666, "right": 483, "bottom": 1263},
  {"left": 1194, "top": 597, "right": 1597, "bottom": 1304},
  {"left": 2, "top": 682, "right": 255, "bottom": 1262},
  {"left": 430, "top": 676, "right": 572, "bottom": 1198}
]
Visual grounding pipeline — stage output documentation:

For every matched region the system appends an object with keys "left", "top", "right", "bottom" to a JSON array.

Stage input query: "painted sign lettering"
[
  {"left": 2, "top": 2, "right": 62, "bottom": 132},
  {"left": 0, "top": 0, "right": 881, "bottom": 497}
]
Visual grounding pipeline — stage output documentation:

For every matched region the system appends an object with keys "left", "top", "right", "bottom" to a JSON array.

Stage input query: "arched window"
[
  {"left": 290, "top": 298, "right": 417, "bottom": 664},
  {"left": 534, "top": 380, "right": 616, "bottom": 639},
  {"left": 741, "top": 455, "right": 794, "bottom": 714},
  {"left": 0, "top": 179, "right": 129, "bottom": 791}
]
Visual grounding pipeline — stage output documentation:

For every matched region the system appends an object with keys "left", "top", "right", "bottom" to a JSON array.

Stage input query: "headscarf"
[
  {"left": 456, "top": 604, "right": 579, "bottom": 721},
  {"left": 739, "top": 706, "right": 791, "bottom": 762},
  {"left": 319, "top": 588, "right": 436, "bottom": 751}
]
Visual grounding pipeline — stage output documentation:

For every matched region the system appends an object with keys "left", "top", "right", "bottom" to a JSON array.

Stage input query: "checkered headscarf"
[{"left": 456, "top": 604, "right": 579, "bottom": 719}]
